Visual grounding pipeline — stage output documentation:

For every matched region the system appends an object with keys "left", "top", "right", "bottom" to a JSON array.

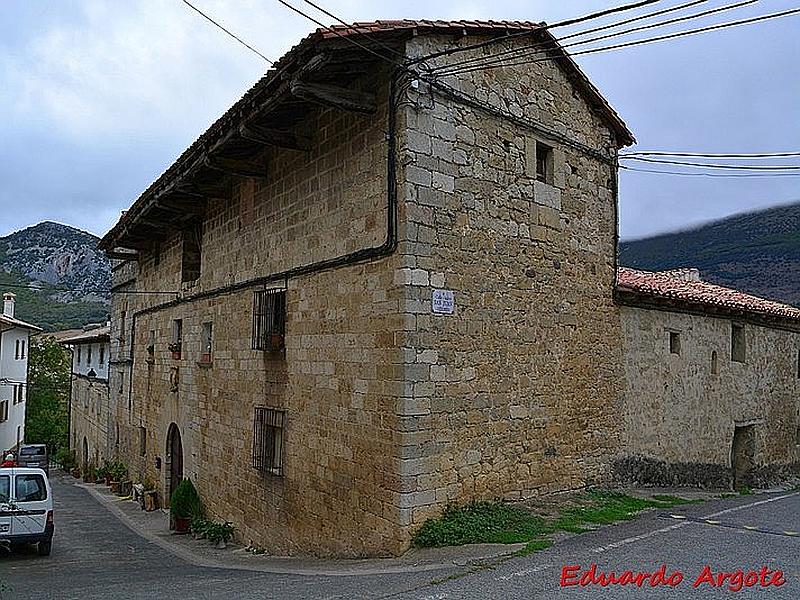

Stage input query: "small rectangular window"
[
  {"left": 147, "top": 330, "right": 155, "bottom": 357},
  {"left": 100, "top": 345, "right": 105, "bottom": 365},
  {"left": 181, "top": 223, "right": 203, "bottom": 283},
  {"left": 253, "top": 407, "right": 285, "bottom": 477},
  {"left": 171, "top": 319, "right": 183, "bottom": 359},
  {"left": 139, "top": 426, "right": 147, "bottom": 456},
  {"left": 87, "top": 345, "right": 93, "bottom": 366},
  {"left": 536, "top": 141, "right": 553, "bottom": 184},
  {"left": 201, "top": 322, "right": 213, "bottom": 363},
  {"left": 120, "top": 310, "right": 127, "bottom": 342},
  {"left": 669, "top": 332, "right": 681, "bottom": 355},
  {"left": 15, "top": 340, "right": 19, "bottom": 360},
  {"left": 77, "top": 346, "right": 82, "bottom": 364},
  {"left": 0, "top": 401, "right": 8, "bottom": 422},
  {"left": 731, "top": 323, "right": 746, "bottom": 363},
  {"left": 20, "top": 340, "right": 25, "bottom": 359},
  {"left": 252, "top": 290, "right": 286, "bottom": 352}
]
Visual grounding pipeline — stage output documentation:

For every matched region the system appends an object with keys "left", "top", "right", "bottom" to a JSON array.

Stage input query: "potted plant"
[
  {"left": 83, "top": 462, "right": 96, "bottom": 483},
  {"left": 169, "top": 478, "right": 203, "bottom": 534},
  {"left": 71, "top": 467, "right": 81, "bottom": 479},
  {"left": 168, "top": 342, "right": 182, "bottom": 359},
  {"left": 270, "top": 333, "right": 284, "bottom": 352},
  {"left": 109, "top": 461, "right": 128, "bottom": 493}
]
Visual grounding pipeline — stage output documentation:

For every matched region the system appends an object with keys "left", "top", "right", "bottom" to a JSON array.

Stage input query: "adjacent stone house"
[
  {"left": 0, "top": 293, "right": 41, "bottom": 453},
  {"left": 60, "top": 324, "right": 111, "bottom": 469},
  {"left": 616, "top": 267, "right": 800, "bottom": 489}
]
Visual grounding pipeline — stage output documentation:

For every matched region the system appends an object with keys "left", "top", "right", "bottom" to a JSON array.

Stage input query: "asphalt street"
[{"left": 1, "top": 478, "right": 797, "bottom": 599}]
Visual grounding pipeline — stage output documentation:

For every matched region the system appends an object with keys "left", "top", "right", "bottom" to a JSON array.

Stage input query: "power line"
[
  {"left": 621, "top": 156, "right": 800, "bottom": 170},
  {"left": 298, "top": 0, "right": 407, "bottom": 60},
  {"left": 622, "top": 151, "right": 800, "bottom": 158},
  {"left": 0, "top": 281, "right": 177, "bottom": 296},
  {"left": 430, "top": 0, "right": 712, "bottom": 74},
  {"left": 275, "top": 0, "right": 406, "bottom": 69},
  {"left": 434, "top": 6, "right": 800, "bottom": 77},
  {"left": 408, "top": 0, "right": 663, "bottom": 66},
  {"left": 181, "top": 0, "right": 274, "bottom": 65},
  {"left": 620, "top": 165, "right": 800, "bottom": 177}
]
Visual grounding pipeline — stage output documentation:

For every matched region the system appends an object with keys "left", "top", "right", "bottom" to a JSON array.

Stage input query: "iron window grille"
[
  {"left": 252, "top": 407, "right": 285, "bottom": 477},
  {"left": 252, "top": 289, "right": 286, "bottom": 351}
]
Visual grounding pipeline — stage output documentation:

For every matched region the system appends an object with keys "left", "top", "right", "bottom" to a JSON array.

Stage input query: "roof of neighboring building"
[
  {"left": 57, "top": 325, "right": 111, "bottom": 345},
  {"left": 0, "top": 314, "right": 42, "bottom": 333},
  {"left": 99, "top": 19, "right": 633, "bottom": 252},
  {"left": 616, "top": 267, "right": 800, "bottom": 323}
]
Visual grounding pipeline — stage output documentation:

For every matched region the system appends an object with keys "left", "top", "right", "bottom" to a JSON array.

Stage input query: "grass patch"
[
  {"left": 412, "top": 491, "right": 699, "bottom": 551},
  {"left": 413, "top": 501, "right": 550, "bottom": 547}
]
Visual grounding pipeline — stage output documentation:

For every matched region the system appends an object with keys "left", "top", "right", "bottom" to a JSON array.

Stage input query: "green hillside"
[{"left": 619, "top": 202, "right": 800, "bottom": 306}]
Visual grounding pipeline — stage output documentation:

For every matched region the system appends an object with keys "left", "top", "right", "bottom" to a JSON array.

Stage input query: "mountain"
[
  {"left": 619, "top": 202, "right": 800, "bottom": 307},
  {"left": 0, "top": 222, "right": 111, "bottom": 331}
]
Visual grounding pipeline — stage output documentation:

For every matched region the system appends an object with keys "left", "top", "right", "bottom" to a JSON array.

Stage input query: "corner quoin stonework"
[{"left": 105, "top": 27, "right": 633, "bottom": 557}]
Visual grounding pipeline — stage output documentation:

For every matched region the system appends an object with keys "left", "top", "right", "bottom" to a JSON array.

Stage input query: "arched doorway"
[
  {"left": 82, "top": 437, "right": 88, "bottom": 468},
  {"left": 165, "top": 423, "right": 183, "bottom": 506}
]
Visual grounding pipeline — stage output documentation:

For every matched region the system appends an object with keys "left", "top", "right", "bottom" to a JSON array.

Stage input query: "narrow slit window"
[
  {"left": 731, "top": 323, "right": 746, "bottom": 363},
  {"left": 171, "top": 319, "right": 183, "bottom": 359},
  {"left": 139, "top": 426, "right": 147, "bottom": 456},
  {"left": 536, "top": 141, "right": 553, "bottom": 184},
  {"left": 201, "top": 322, "right": 213, "bottom": 363},
  {"left": 181, "top": 224, "right": 203, "bottom": 283},
  {"left": 669, "top": 332, "right": 681, "bottom": 355}
]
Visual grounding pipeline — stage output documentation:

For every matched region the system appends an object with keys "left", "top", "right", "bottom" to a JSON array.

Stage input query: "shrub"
[
  {"left": 56, "top": 448, "right": 76, "bottom": 471},
  {"left": 170, "top": 478, "right": 203, "bottom": 520},
  {"left": 109, "top": 461, "right": 128, "bottom": 481},
  {"left": 205, "top": 521, "right": 234, "bottom": 545}
]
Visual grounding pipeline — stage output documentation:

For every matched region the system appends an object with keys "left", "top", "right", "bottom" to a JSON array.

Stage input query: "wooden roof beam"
[
  {"left": 239, "top": 123, "right": 311, "bottom": 151},
  {"left": 289, "top": 80, "right": 376, "bottom": 114},
  {"left": 203, "top": 155, "right": 267, "bottom": 179}
]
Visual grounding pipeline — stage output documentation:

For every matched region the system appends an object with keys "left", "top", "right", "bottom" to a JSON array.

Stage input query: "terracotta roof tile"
[{"left": 617, "top": 267, "right": 800, "bottom": 321}]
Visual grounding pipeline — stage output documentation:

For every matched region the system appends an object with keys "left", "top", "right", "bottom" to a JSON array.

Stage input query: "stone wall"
[
  {"left": 618, "top": 304, "right": 800, "bottom": 488},
  {"left": 390, "top": 35, "right": 627, "bottom": 532},
  {"left": 109, "top": 68, "right": 415, "bottom": 557}
]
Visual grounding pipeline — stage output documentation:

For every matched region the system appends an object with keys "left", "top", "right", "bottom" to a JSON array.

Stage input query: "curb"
[{"left": 71, "top": 479, "right": 519, "bottom": 577}]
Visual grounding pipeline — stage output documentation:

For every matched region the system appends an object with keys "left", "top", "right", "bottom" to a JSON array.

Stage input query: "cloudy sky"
[{"left": 1, "top": 0, "right": 798, "bottom": 240}]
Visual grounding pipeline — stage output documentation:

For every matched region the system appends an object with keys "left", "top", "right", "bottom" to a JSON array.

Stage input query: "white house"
[
  {"left": 0, "top": 292, "right": 42, "bottom": 453},
  {"left": 59, "top": 324, "right": 111, "bottom": 466}
]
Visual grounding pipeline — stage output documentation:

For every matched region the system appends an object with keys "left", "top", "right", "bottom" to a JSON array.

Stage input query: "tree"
[{"left": 25, "top": 336, "right": 71, "bottom": 453}]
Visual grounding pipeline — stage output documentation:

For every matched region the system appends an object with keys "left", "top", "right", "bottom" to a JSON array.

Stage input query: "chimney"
[{"left": 3, "top": 292, "right": 15, "bottom": 318}]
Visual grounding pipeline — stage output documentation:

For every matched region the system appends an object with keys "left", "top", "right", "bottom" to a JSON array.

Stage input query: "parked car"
[
  {"left": 0, "top": 467, "right": 54, "bottom": 556},
  {"left": 18, "top": 444, "right": 48, "bottom": 474}
]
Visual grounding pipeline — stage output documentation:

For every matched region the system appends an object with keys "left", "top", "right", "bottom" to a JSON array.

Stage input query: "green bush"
[
  {"left": 108, "top": 461, "right": 128, "bottom": 481},
  {"left": 170, "top": 478, "right": 203, "bottom": 520},
  {"left": 205, "top": 521, "right": 234, "bottom": 545},
  {"left": 56, "top": 448, "right": 76, "bottom": 471}
]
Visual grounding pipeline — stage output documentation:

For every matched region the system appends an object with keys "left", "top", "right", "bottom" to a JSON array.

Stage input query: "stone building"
[
  {"left": 616, "top": 267, "right": 800, "bottom": 489},
  {"left": 92, "top": 17, "right": 797, "bottom": 558},
  {"left": 60, "top": 324, "right": 111, "bottom": 469},
  {"left": 0, "top": 293, "right": 41, "bottom": 453}
]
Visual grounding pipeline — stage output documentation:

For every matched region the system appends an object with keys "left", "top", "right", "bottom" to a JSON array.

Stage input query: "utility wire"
[
  {"left": 298, "top": 0, "right": 407, "bottom": 60},
  {"left": 434, "top": 7, "right": 800, "bottom": 77},
  {"left": 620, "top": 165, "right": 800, "bottom": 177},
  {"left": 621, "top": 156, "right": 800, "bottom": 170},
  {"left": 275, "top": 0, "right": 406, "bottom": 68},
  {"left": 181, "top": 0, "right": 274, "bottom": 65},
  {"left": 0, "top": 281, "right": 176, "bottom": 296},
  {"left": 431, "top": 0, "right": 712, "bottom": 74},
  {"left": 622, "top": 150, "right": 800, "bottom": 158},
  {"left": 408, "top": 0, "right": 663, "bottom": 66}
]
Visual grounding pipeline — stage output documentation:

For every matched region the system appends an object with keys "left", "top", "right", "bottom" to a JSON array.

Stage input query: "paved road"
[{"left": 1, "top": 478, "right": 797, "bottom": 599}]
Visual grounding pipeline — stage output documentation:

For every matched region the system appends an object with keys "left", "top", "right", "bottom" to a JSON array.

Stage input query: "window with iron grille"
[
  {"left": 252, "top": 289, "right": 286, "bottom": 351},
  {"left": 252, "top": 407, "right": 285, "bottom": 477}
]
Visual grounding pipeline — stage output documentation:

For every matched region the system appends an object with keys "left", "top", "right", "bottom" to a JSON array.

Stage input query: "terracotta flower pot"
[
  {"left": 110, "top": 481, "right": 120, "bottom": 494},
  {"left": 174, "top": 516, "right": 191, "bottom": 534}
]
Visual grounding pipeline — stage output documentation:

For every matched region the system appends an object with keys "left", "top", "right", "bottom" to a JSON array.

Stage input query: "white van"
[{"left": 0, "top": 467, "right": 54, "bottom": 556}]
